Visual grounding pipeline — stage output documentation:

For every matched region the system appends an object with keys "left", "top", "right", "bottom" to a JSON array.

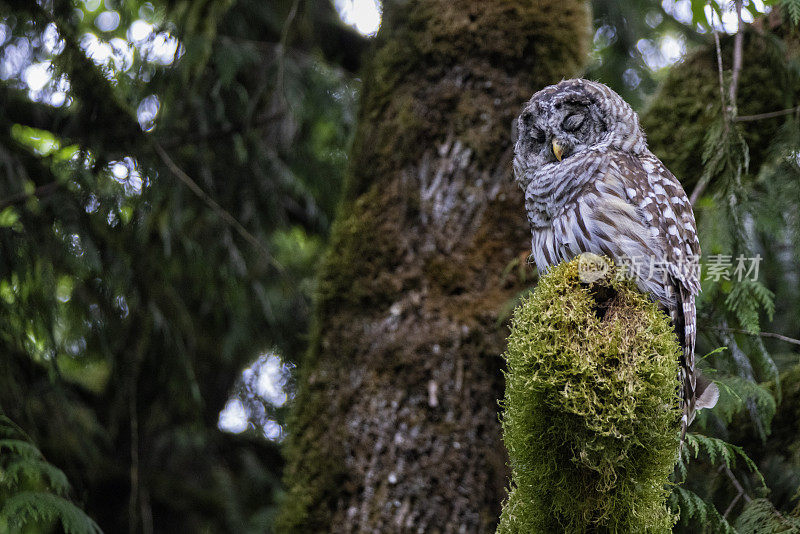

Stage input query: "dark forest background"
[{"left": 0, "top": 0, "right": 799, "bottom": 532}]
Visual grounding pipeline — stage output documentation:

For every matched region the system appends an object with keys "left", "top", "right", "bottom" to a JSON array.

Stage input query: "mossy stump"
[{"left": 498, "top": 257, "right": 681, "bottom": 533}]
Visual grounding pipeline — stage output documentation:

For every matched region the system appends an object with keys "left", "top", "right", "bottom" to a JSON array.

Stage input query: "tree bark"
[{"left": 279, "top": 1, "right": 590, "bottom": 532}]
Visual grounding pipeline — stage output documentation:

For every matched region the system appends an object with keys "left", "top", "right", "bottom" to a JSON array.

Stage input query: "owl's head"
[{"left": 513, "top": 79, "right": 645, "bottom": 183}]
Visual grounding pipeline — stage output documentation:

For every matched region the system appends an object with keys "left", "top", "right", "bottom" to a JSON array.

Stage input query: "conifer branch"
[
  {"left": 151, "top": 141, "right": 283, "bottom": 271},
  {"left": 736, "top": 105, "right": 800, "bottom": 122},
  {"left": 710, "top": 326, "right": 800, "bottom": 347}
]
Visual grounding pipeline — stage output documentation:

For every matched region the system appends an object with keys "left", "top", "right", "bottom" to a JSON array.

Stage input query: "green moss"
[
  {"left": 642, "top": 29, "right": 798, "bottom": 190},
  {"left": 276, "top": 378, "right": 346, "bottom": 533},
  {"left": 498, "top": 258, "right": 681, "bottom": 533},
  {"left": 315, "top": 184, "right": 406, "bottom": 315}
]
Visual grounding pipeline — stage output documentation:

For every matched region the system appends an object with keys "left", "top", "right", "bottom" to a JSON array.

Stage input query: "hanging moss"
[{"left": 498, "top": 257, "right": 681, "bottom": 533}]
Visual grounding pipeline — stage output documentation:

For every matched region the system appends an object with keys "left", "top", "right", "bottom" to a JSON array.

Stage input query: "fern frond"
[
  {"left": 781, "top": 0, "right": 800, "bottom": 25},
  {"left": 750, "top": 337, "right": 781, "bottom": 399},
  {"left": 725, "top": 280, "right": 775, "bottom": 333},
  {"left": 2, "top": 458, "right": 72, "bottom": 495},
  {"left": 735, "top": 497, "right": 800, "bottom": 533},
  {"left": 0, "top": 413, "right": 102, "bottom": 533},
  {"left": 0, "top": 491, "right": 102, "bottom": 534},
  {"left": 669, "top": 486, "right": 736, "bottom": 533},
  {"left": 712, "top": 376, "right": 777, "bottom": 432},
  {"left": 685, "top": 433, "right": 765, "bottom": 487},
  {"left": 0, "top": 439, "right": 44, "bottom": 460},
  {"left": 686, "top": 433, "right": 732, "bottom": 468}
]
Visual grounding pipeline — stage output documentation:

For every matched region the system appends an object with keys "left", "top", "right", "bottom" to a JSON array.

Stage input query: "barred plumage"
[{"left": 513, "top": 79, "right": 718, "bottom": 439}]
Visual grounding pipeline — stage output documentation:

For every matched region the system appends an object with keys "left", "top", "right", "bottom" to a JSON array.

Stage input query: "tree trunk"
[{"left": 279, "top": 1, "right": 590, "bottom": 532}]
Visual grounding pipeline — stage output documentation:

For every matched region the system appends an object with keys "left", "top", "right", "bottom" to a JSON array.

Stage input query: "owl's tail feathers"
[
  {"left": 680, "top": 371, "right": 720, "bottom": 441},
  {"left": 694, "top": 373, "right": 720, "bottom": 411},
  {"left": 674, "top": 285, "right": 719, "bottom": 442}
]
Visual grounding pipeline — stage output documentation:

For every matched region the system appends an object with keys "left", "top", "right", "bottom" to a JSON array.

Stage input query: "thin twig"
[
  {"left": 128, "top": 319, "right": 153, "bottom": 534},
  {"left": 729, "top": 0, "right": 745, "bottom": 112},
  {"left": 128, "top": 375, "right": 139, "bottom": 534},
  {"left": 712, "top": 3, "right": 727, "bottom": 122},
  {"left": 275, "top": 0, "right": 300, "bottom": 105},
  {"left": 724, "top": 466, "right": 752, "bottom": 504},
  {"left": 151, "top": 141, "right": 282, "bottom": 270},
  {"left": 710, "top": 326, "right": 800, "bottom": 347},
  {"left": 279, "top": 0, "right": 300, "bottom": 55},
  {"left": 724, "top": 488, "right": 744, "bottom": 518},
  {"left": 736, "top": 105, "right": 800, "bottom": 122},
  {"left": 690, "top": 3, "right": 729, "bottom": 206},
  {"left": 723, "top": 466, "right": 794, "bottom": 525},
  {"left": 689, "top": 171, "right": 710, "bottom": 207}
]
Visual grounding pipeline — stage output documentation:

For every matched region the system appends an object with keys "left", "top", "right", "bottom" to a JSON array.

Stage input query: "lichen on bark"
[
  {"left": 498, "top": 258, "right": 681, "bottom": 533},
  {"left": 278, "top": 0, "right": 591, "bottom": 532}
]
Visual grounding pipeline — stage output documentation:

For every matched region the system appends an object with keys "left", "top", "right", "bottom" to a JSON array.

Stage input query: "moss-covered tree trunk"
[
  {"left": 279, "top": 1, "right": 590, "bottom": 531},
  {"left": 498, "top": 258, "right": 680, "bottom": 533}
]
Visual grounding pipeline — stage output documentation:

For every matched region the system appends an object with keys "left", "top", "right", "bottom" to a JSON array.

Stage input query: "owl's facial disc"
[
  {"left": 546, "top": 101, "right": 599, "bottom": 162},
  {"left": 515, "top": 92, "right": 607, "bottom": 173},
  {"left": 551, "top": 110, "right": 586, "bottom": 161},
  {"left": 513, "top": 79, "right": 646, "bottom": 192}
]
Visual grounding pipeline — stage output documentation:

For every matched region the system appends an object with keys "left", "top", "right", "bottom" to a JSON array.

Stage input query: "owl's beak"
[{"left": 552, "top": 139, "right": 564, "bottom": 161}]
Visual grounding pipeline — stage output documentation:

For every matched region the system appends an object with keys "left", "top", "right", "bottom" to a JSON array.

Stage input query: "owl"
[{"left": 512, "top": 79, "right": 718, "bottom": 439}]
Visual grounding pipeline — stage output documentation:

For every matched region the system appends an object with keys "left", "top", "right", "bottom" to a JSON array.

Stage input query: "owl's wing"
[
  {"left": 593, "top": 150, "right": 713, "bottom": 437},
  {"left": 584, "top": 151, "right": 699, "bottom": 294},
  {"left": 613, "top": 152, "right": 701, "bottom": 293}
]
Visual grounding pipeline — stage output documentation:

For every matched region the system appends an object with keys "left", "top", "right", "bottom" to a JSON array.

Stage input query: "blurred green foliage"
[
  {"left": 0, "top": 416, "right": 102, "bottom": 534},
  {"left": 0, "top": 0, "right": 361, "bottom": 531}
]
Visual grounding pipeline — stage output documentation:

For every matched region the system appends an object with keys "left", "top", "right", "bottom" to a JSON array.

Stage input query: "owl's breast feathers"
[{"left": 527, "top": 149, "right": 699, "bottom": 307}]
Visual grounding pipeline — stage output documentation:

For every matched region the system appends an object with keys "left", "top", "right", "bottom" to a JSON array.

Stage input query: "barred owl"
[{"left": 513, "top": 79, "right": 718, "bottom": 438}]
